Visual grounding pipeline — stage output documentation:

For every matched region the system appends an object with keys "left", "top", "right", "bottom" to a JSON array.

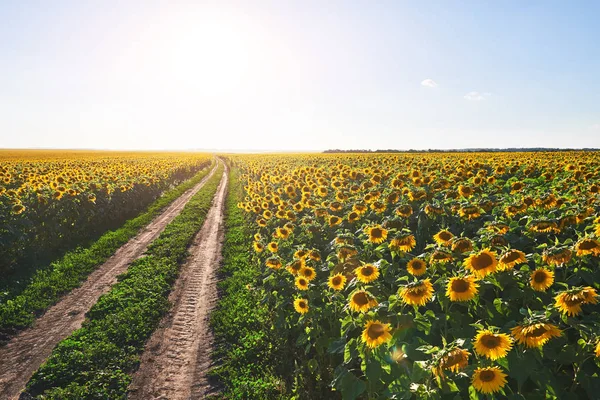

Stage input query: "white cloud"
[
  {"left": 464, "top": 91, "right": 491, "bottom": 101},
  {"left": 421, "top": 79, "right": 438, "bottom": 88},
  {"left": 590, "top": 123, "right": 600, "bottom": 130}
]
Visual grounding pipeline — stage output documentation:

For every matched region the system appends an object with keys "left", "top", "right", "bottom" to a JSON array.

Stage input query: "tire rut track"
[
  {"left": 128, "top": 164, "right": 228, "bottom": 400},
  {"left": 0, "top": 162, "right": 219, "bottom": 400}
]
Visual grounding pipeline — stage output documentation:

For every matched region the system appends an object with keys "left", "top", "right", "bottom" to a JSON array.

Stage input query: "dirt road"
[
  {"left": 0, "top": 162, "right": 219, "bottom": 400},
  {"left": 128, "top": 164, "right": 228, "bottom": 400}
]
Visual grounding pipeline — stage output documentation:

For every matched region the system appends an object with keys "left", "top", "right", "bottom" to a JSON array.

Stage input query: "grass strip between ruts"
[
  {"left": 208, "top": 165, "right": 288, "bottom": 399},
  {"left": 0, "top": 159, "right": 214, "bottom": 342},
  {"left": 25, "top": 162, "right": 224, "bottom": 399}
]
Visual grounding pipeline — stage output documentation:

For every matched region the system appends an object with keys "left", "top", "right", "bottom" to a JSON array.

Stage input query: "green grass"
[
  {"left": 0, "top": 160, "right": 214, "bottom": 343},
  {"left": 208, "top": 166, "right": 288, "bottom": 399},
  {"left": 25, "top": 162, "right": 225, "bottom": 399}
]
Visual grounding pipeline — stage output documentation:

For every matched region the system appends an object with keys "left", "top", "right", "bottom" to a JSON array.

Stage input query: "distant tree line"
[{"left": 323, "top": 148, "right": 599, "bottom": 153}]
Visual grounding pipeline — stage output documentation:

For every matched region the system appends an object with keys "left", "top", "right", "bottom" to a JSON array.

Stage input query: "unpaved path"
[
  {"left": 128, "top": 164, "right": 228, "bottom": 400},
  {"left": 0, "top": 162, "right": 219, "bottom": 400}
]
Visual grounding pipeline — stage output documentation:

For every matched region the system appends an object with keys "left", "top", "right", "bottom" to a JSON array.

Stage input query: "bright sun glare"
[{"left": 166, "top": 16, "right": 254, "bottom": 95}]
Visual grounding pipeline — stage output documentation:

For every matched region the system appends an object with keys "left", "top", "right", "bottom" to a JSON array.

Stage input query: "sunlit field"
[{"left": 227, "top": 151, "right": 600, "bottom": 398}]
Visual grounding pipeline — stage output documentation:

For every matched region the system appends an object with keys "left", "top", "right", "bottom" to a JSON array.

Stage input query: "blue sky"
[{"left": 1, "top": 1, "right": 599, "bottom": 151}]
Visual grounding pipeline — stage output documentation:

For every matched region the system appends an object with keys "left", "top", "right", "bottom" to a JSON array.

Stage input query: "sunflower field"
[
  {"left": 230, "top": 152, "right": 600, "bottom": 399},
  {"left": 0, "top": 150, "right": 211, "bottom": 291}
]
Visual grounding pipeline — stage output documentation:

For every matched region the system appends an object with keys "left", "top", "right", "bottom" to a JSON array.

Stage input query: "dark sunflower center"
[
  {"left": 579, "top": 240, "right": 598, "bottom": 250},
  {"left": 409, "top": 286, "right": 427, "bottom": 296},
  {"left": 439, "top": 232, "right": 453, "bottom": 241},
  {"left": 332, "top": 277, "right": 342, "bottom": 285},
  {"left": 480, "top": 335, "right": 500, "bottom": 349},
  {"left": 371, "top": 229, "right": 383, "bottom": 238},
  {"left": 564, "top": 297, "right": 583, "bottom": 307},
  {"left": 353, "top": 292, "right": 370, "bottom": 306},
  {"left": 479, "top": 370, "right": 497, "bottom": 382},
  {"left": 444, "top": 350, "right": 465, "bottom": 367},
  {"left": 411, "top": 261, "right": 424, "bottom": 270},
  {"left": 533, "top": 271, "right": 548, "bottom": 283},
  {"left": 362, "top": 267, "right": 374, "bottom": 276},
  {"left": 472, "top": 253, "right": 493, "bottom": 270},
  {"left": 502, "top": 252, "right": 520, "bottom": 263},
  {"left": 298, "top": 278, "right": 307, "bottom": 285},
  {"left": 367, "top": 324, "right": 385, "bottom": 339},
  {"left": 451, "top": 279, "right": 470, "bottom": 293},
  {"left": 298, "top": 301, "right": 307, "bottom": 309},
  {"left": 528, "top": 326, "right": 549, "bottom": 338}
]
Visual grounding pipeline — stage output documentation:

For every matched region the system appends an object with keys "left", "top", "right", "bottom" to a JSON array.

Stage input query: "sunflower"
[
  {"left": 458, "top": 185, "right": 474, "bottom": 198},
  {"left": 459, "top": 205, "right": 481, "bottom": 220},
  {"left": 286, "top": 259, "right": 304, "bottom": 275},
  {"left": 328, "top": 273, "right": 347, "bottom": 291},
  {"left": 511, "top": 323, "right": 562, "bottom": 348},
  {"left": 472, "top": 366, "right": 507, "bottom": 394},
  {"left": 433, "top": 229, "right": 454, "bottom": 246},
  {"left": 266, "top": 256, "right": 282, "bottom": 270},
  {"left": 596, "top": 340, "right": 600, "bottom": 358},
  {"left": 347, "top": 211, "right": 361, "bottom": 223},
  {"left": 365, "top": 225, "right": 388, "bottom": 244},
  {"left": 389, "top": 234, "right": 416, "bottom": 252},
  {"left": 542, "top": 247, "right": 572, "bottom": 266},
  {"left": 430, "top": 250, "right": 453, "bottom": 263},
  {"left": 424, "top": 204, "right": 444, "bottom": 216},
  {"left": 555, "top": 287, "right": 598, "bottom": 316},
  {"left": 464, "top": 248, "right": 498, "bottom": 278},
  {"left": 498, "top": 249, "right": 527, "bottom": 270},
  {"left": 294, "top": 249, "right": 308, "bottom": 259},
  {"left": 575, "top": 238, "right": 600, "bottom": 257},
  {"left": 399, "top": 279, "right": 434, "bottom": 306},
  {"left": 309, "top": 249, "right": 321, "bottom": 261},
  {"left": 349, "top": 290, "right": 378, "bottom": 312},
  {"left": 293, "top": 298, "right": 309, "bottom": 314},
  {"left": 491, "top": 235, "right": 508, "bottom": 247},
  {"left": 354, "top": 264, "right": 380, "bottom": 283},
  {"left": 530, "top": 268, "right": 554, "bottom": 291},
  {"left": 275, "top": 227, "right": 291, "bottom": 239},
  {"left": 11, "top": 204, "right": 25, "bottom": 215},
  {"left": 353, "top": 202, "right": 368, "bottom": 214},
  {"left": 473, "top": 329, "right": 513, "bottom": 360},
  {"left": 446, "top": 276, "right": 479, "bottom": 302},
  {"left": 432, "top": 348, "right": 470, "bottom": 378},
  {"left": 487, "top": 222, "right": 509, "bottom": 234},
  {"left": 328, "top": 215, "right": 342, "bottom": 227},
  {"left": 253, "top": 242, "right": 264, "bottom": 253},
  {"left": 337, "top": 245, "right": 358, "bottom": 261},
  {"left": 511, "top": 181, "right": 524, "bottom": 193},
  {"left": 371, "top": 201, "right": 386, "bottom": 213},
  {"left": 362, "top": 320, "right": 392, "bottom": 349},
  {"left": 299, "top": 266, "right": 317, "bottom": 281},
  {"left": 295, "top": 276, "right": 309, "bottom": 290},
  {"left": 267, "top": 242, "right": 279, "bottom": 253},
  {"left": 451, "top": 238, "right": 473, "bottom": 253},
  {"left": 529, "top": 220, "right": 560, "bottom": 234},
  {"left": 406, "top": 258, "right": 427, "bottom": 276},
  {"left": 395, "top": 204, "right": 413, "bottom": 218}
]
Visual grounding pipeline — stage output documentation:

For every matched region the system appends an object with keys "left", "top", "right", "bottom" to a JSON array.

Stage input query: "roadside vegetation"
[{"left": 209, "top": 165, "right": 290, "bottom": 399}]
